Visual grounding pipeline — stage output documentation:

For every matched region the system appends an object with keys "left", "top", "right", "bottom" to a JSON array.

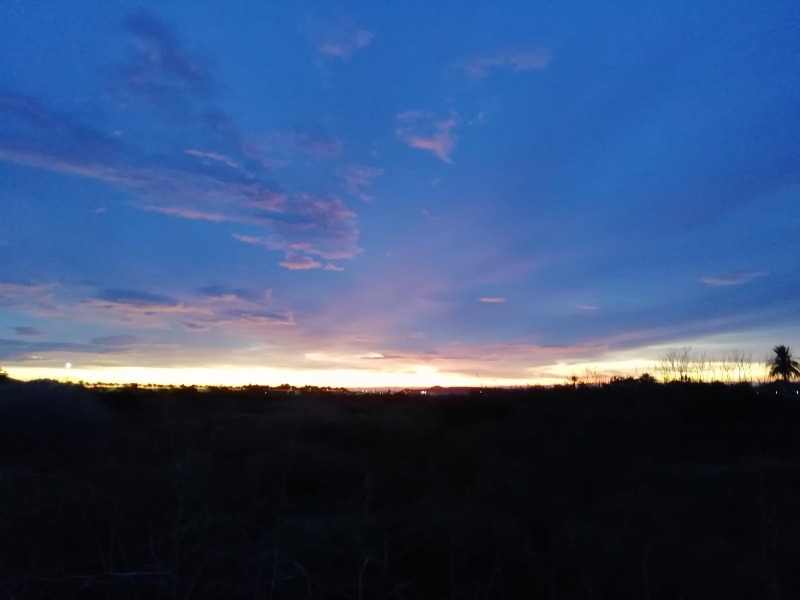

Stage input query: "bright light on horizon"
[{"left": 6, "top": 364, "right": 547, "bottom": 389}]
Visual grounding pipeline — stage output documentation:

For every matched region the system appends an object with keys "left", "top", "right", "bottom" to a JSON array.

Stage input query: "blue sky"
[{"left": 1, "top": 1, "right": 799, "bottom": 386}]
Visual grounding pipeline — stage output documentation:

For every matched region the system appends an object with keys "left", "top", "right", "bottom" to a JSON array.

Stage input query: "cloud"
[
  {"left": 701, "top": 271, "right": 766, "bottom": 286},
  {"left": 82, "top": 289, "right": 201, "bottom": 315},
  {"left": 185, "top": 149, "right": 239, "bottom": 169},
  {"left": 90, "top": 334, "right": 141, "bottom": 347},
  {"left": 0, "top": 282, "right": 54, "bottom": 297},
  {"left": 197, "top": 285, "right": 269, "bottom": 303},
  {"left": 288, "top": 126, "right": 345, "bottom": 158},
  {"left": 97, "top": 289, "right": 180, "bottom": 307},
  {"left": 460, "top": 48, "right": 551, "bottom": 80},
  {"left": 0, "top": 10, "right": 362, "bottom": 271},
  {"left": 279, "top": 254, "right": 322, "bottom": 270},
  {"left": 214, "top": 308, "right": 294, "bottom": 326},
  {"left": 396, "top": 111, "right": 458, "bottom": 163},
  {"left": 324, "top": 263, "right": 345, "bottom": 272},
  {"left": 478, "top": 297, "right": 506, "bottom": 303},
  {"left": 143, "top": 205, "right": 230, "bottom": 222},
  {"left": 316, "top": 22, "right": 374, "bottom": 59},
  {"left": 0, "top": 334, "right": 155, "bottom": 361},
  {"left": 116, "top": 8, "right": 217, "bottom": 105},
  {"left": 0, "top": 338, "right": 89, "bottom": 361},
  {"left": 232, "top": 195, "right": 361, "bottom": 262},
  {"left": 577, "top": 304, "right": 599, "bottom": 311},
  {"left": 0, "top": 282, "right": 58, "bottom": 312},
  {"left": 13, "top": 326, "right": 43, "bottom": 336},
  {"left": 340, "top": 164, "right": 384, "bottom": 201}
]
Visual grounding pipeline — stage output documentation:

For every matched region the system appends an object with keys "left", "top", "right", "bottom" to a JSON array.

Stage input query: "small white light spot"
[{"left": 65, "top": 362, "right": 72, "bottom": 369}]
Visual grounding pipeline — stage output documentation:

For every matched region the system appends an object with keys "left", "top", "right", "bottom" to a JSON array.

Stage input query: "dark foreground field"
[{"left": 1, "top": 380, "right": 800, "bottom": 599}]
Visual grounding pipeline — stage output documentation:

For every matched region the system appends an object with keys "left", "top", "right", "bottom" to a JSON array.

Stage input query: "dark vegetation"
[{"left": 2, "top": 377, "right": 800, "bottom": 599}]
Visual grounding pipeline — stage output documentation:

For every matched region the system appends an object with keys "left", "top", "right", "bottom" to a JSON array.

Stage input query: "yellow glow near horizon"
[
  {"left": 5, "top": 350, "right": 773, "bottom": 389},
  {"left": 7, "top": 364, "right": 543, "bottom": 389}
]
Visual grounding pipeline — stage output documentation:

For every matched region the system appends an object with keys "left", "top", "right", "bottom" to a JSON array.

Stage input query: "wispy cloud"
[
  {"left": 0, "top": 10, "right": 362, "bottom": 270},
  {"left": 0, "top": 333, "right": 167, "bottom": 362},
  {"left": 82, "top": 289, "right": 201, "bottom": 315},
  {"left": 13, "top": 326, "right": 43, "bottom": 336},
  {"left": 279, "top": 254, "right": 323, "bottom": 271},
  {"left": 459, "top": 47, "right": 551, "bottom": 81},
  {"left": 231, "top": 195, "right": 360, "bottom": 263},
  {"left": 324, "top": 263, "right": 345, "bottom": 272},
  {"left": 197, "top": 285, "right": 270, "bottom": 303},
  {"left": 701, "top": 271, "right": 766, "bottom": 286},
  {"left": 116, "top": 8, "right": 217, "bottom": 106},
  {"left": 0, "top": 338, "right": 92, "bottom": 361},
  {"left": 315, "top": 21, "right": 374, "bottom": 59},
  {"left": 395, "top": 111, "right": 458, "bottom": 163},
  {"left": 577, "top": 304, "right": 599, "bottom": 311},
  {"left": 213, "top": 308, "right": 294, "bottom": 326},
  {"left": 288, "top": 126, "right": 345, "bottom": 158},
  {"left": 0, "top": 282, "right": 55, "bottom": 297},
  {"left": 340, "top": 164, "right": 384, "bottom": 201},
  {"left": 478, "top": 297, "right": 506, "bottom": 303},
  {"left": 185, "top": 149, "right": 239, "bottom": 169},
  {"left": 90, "top": 334, "right": 142, "bottom": 347},
  {"left": 0, "top": 282, "right": 58, "bottom": 313}
]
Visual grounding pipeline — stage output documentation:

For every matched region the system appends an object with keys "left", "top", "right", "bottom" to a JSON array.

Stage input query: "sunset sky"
[{"left": 1, "top": 1, "right": 799, "bottom": 387}]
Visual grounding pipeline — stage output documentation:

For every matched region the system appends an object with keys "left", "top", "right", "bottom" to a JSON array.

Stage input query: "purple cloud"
[
  {"left": 396, "top": 111, "right": 458, "bottom": 163},
  {"left": 478, "top": 297, "right": 506, "bottom": 303}
]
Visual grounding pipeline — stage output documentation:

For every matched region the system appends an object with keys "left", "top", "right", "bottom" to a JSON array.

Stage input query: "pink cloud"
[
  {"left": 324, "top": 263, "right": 345, "bottom": 271},
  {"left": 461, "top": 48, "right": 552, "bottom": 80},
  {"left": 143, "top": 205, "right": 229, "bottom": 222},
  {"left": 479, "top": 297, "right": 506, "bottom": 303},
  {"left": 279, "top": 254, "right": 322, "bottom": 271},
  {"left": 396, "top": 112, "right": 458, "bottom": 163},
  {"left": 701, "top": 271, "right": 765, "bottom": 286},
  {"left": 577, "top": 304, "right": 599, "bottom": 311},
  {"left": 185, "top": 149, "right": 239, "bottom": 169}
]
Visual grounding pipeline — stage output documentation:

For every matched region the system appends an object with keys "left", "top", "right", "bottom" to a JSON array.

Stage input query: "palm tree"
[{"left": 768, "top": 345, "right": 800, "bottom": 382}]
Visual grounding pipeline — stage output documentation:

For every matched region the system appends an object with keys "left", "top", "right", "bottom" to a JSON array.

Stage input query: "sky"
[{"left": 1, "top": 1, "right": 799, "bottom": 387}]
